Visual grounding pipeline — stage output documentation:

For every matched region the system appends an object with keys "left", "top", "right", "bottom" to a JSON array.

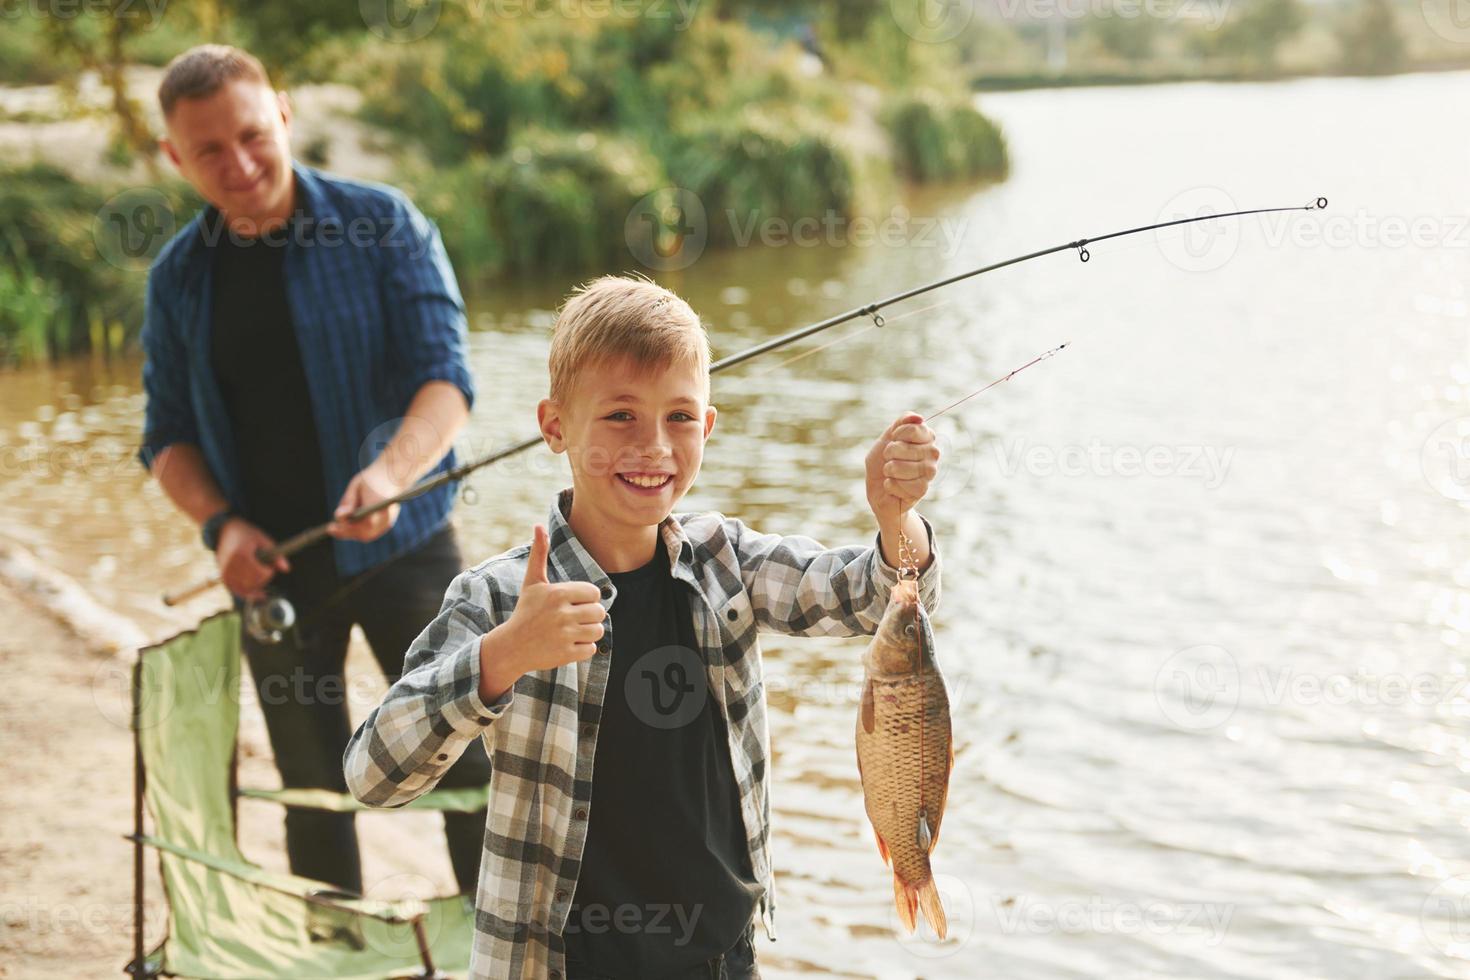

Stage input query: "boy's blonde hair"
[{"left": 548, "top": 273, "right": 710, "bottom": 406}]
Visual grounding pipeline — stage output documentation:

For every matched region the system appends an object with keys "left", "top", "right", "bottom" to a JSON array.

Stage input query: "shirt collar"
[
  {"left": 545, "top": 487, "right": 695, "bottom": 599},
  {"left": 189, "top": 160, "right": 343, "bottom": 249}
]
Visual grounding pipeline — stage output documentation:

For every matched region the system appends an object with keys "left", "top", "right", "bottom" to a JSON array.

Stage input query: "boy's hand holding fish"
[{"left": 865, "top": 411, "right": 941, "bottom": 571}]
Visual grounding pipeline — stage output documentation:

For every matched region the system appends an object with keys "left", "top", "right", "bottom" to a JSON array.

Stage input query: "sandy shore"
[{"left": 0, "top": 544, "right": 464, "bottom": 976}]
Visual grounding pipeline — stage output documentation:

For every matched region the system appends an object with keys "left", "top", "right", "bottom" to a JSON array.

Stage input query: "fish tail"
[
  {"left": 892, "top": 872, "right": 917, "bottom": 934},
  {"left": 917, "top": 875, "right": 948, "bottom": 939}
]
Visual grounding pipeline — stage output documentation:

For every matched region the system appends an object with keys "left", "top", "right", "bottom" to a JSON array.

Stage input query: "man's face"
[
  {"left": 540, "top": 354, "right": 717, "bottom": 533},
  {"left": 160, "top": 79, "right": 294, "bottom": 229}
]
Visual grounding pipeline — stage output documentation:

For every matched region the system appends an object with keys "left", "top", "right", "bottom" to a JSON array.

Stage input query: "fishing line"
[{"left": 163, "top": 196, "right": 1326, "bottom": 607}]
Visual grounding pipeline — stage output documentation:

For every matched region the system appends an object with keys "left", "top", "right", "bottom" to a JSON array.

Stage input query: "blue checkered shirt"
[{"left": 135, "top": 162, "right": 475, "bottom": 576}]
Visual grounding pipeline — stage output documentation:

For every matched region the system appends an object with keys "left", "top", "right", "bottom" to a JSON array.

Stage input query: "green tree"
[
  {"left": 1336, "top": 0, "right": 1406, "bottom": 74},
  {"left": 1211, "top": 0, "right": 1305, "bottom": 70}
]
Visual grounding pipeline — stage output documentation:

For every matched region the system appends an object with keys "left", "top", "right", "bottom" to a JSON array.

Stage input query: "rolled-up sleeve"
[
  {"left": 726, "top": 512, "right": 941, "bottom": 637},
  {"left": 379, "top": 195, "right": 475, "bottom": 413},
  {"left": 135, "top": 271, "right": 199, "bottom": 472},
  {"left": 344, "top": 567, "right": 512, "bottom": 809}
]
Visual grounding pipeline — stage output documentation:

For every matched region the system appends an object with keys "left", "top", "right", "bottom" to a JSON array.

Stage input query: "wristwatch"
[{"left": 201, "top": 509, "right": 236, "bottom": 553}]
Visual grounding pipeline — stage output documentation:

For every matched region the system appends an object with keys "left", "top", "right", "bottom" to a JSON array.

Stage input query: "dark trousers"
[
  {"left": 564, "top": 921, "right": 761, "bottom": 980},
  {"left": 240, "top": 523, "right": 490, "bottom": 895}
]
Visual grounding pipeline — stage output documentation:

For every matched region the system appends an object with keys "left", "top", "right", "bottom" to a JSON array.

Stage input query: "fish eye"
[{"left": 904, "top": 624, "right": 916, "bottom": 637}]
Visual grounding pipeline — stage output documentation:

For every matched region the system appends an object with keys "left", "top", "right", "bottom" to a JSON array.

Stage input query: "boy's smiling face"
[{"left": 538, "top": 354, "right": 716, "bottom": 568}]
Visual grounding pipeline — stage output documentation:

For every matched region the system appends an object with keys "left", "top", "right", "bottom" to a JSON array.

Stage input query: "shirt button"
[
  {"left": 581, "top": 724, "right": 595, "bottom": 738},
  {"left": 727, "top": 608, "right": 739, "bottom": 621},
  {"left": 436, "top": 753, "right": 448, "bottom": 762},
  {"left": 554, "top": 889, "right": 568, "bottom": 902},
  {"left": 574, "top": 807, "right": 588, "bottom": 820},
  {"left": 600, "top": 584, "right": 613, "bottom": 599}
]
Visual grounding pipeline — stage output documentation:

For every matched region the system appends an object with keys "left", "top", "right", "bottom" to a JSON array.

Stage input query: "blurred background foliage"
[{"left": 0, "top": 0, "right": 1453, "bottom": 364}]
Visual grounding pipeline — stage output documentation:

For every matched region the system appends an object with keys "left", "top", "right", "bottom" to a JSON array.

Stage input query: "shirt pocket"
[{"left": 716, "top": 591, "right": 763, "bottom": 699}]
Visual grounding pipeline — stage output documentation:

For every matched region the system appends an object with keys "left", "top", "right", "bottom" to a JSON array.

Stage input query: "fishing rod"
[{"left": 162, "top": 195, "right": 1325, "bottom": 607}]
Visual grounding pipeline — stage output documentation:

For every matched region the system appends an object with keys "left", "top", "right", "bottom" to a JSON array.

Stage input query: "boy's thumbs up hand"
[
  {"left": 481, "top": 525, "right": 607, "bottom": 700},
  {"left": 522, "top": 523, "right": 552, "bottom": 588}
]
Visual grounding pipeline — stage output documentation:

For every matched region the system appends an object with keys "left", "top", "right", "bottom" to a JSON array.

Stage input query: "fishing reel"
[{"left": 244, "top": 592, "right": 297, "bottom": 645}]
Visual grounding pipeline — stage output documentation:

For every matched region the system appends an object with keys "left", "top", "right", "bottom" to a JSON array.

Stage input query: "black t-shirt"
[
  {"left": 209, "top": 217, "right": 336, "bottom": 586},
  {"left": 563, "top": 536, "right": 761, "bottom": 978}
]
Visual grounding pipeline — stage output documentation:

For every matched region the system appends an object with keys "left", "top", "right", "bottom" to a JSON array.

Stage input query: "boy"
[{"left": 344, "top": 275, "right": 942, "bottom": 980}]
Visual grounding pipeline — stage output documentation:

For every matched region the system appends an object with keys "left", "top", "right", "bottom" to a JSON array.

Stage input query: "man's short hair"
[
  {"left": 158, "top": 44, "right": 272, "bottom": 118},
  {"left": 548, "top": 273, "right": 711, "bottom": 407}
]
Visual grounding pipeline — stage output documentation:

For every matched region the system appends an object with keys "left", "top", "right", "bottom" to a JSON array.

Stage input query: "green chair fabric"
[{"left": 131, "top": 611, "right": 483, "bottom": 978}]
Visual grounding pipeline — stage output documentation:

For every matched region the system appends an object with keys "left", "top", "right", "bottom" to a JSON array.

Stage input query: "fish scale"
[{"left": 855, "top": 579, "right": 953, "bottom": 939}]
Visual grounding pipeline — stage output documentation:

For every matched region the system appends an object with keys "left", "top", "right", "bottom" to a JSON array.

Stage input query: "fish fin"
[
  {"left": 916, "top": 876, "right": 948, "bottom": 940},
  {"left": 860, "top": 678, "right": 876, "bottom": 734},
  {"left": 892, "top": 873, "right": 917, "bottom": 935},
  {"left": 927, "top": 809, "right": 942, "bottom": 853},
  {"left": 873, "top": 826, "right": 890, "bottom": 866}
]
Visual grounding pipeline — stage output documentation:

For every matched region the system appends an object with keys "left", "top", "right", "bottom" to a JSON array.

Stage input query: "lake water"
[{"left": 1, "top": 69, "right": 1467, "bottom": 978}]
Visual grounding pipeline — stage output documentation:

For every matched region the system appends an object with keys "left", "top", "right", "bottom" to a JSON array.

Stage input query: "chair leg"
[{"left": 409, "top": 917, "right": 448, "bottom": 979}]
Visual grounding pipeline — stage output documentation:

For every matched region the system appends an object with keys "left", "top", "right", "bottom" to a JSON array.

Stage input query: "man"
[{"left": 136, "top": 44, "right": 489, "bottom": 896}]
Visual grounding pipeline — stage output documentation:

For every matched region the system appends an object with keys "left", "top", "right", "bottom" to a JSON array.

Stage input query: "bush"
[
  {"left": 884, "top": 91, "right": 1008, "bottom": 183},
  {"left": 0, "top": 164, "right": 198, "bottom": 364},
  {"left": 410, "top": 129, "right": 665, "bottom": 280},
  {"left": 668, "top": 112, "right": 857, "bottom": 248}
]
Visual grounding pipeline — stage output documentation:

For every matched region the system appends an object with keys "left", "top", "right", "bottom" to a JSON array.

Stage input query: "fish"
[{"left": 855, "top": 577, "right": 953, "bottom": 939}]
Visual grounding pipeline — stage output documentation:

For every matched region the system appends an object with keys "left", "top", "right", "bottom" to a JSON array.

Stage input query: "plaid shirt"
[
  {"left": 135, "top": 162, "right": 474, "bottom": 576},
  {"left": 344, "top": 487, "right": 941, "bottom": 980}
]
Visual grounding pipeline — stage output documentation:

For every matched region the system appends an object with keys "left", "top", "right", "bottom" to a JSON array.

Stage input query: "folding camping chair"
[{"left": 125, "top": 611, "right": 489, "bottom": 979}]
